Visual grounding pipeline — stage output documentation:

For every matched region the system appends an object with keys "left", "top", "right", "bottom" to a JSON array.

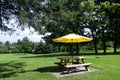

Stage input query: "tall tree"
[
  {"left": 1, "top": 0, "right": 120, "bottom": 54},
  {"left": 0, "top": 0, "right": 48, "bottom": 33},
  {"left": 97, "top": 10, "right": 108, "bottom": 54},
  {"left": 101, "top": 2, "right": 120, "bottom": 53},
  {"left": 44, "top": 0, "right": 86, "bottom": 54},
  {"left": 15, "top": 37, "right": 33, "bottom": 53},
  {"left": 81, "top": 0, "right": 100, "bottom": 53}
]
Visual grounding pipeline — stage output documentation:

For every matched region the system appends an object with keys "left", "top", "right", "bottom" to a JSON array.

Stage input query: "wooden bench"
[{"left": 64, "top": 63, "right": 92, "bottom": 73}]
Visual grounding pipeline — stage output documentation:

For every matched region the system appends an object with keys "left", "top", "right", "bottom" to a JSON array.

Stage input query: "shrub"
[{"left": 34, "top": 42, "right": 57, "bottom": 54}]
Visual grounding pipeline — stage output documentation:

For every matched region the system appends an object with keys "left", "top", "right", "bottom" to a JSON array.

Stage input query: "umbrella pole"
[
  {"left": 70, "top": 44, "right": 73, "bottom": 64},
  {"left": 76, "top": 43, "right": 79, "bottom": 55},
  {"left": 70, "top": 44, "right": 72, "bottom": 55}
]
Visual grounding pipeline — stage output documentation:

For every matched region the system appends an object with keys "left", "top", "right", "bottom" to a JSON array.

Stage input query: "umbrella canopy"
[
  {"left": 53, "top": 33, "right": 93, "bottom": 43},
  {"left": 53, "top": 33, "right": 93, "bottom": 63}
]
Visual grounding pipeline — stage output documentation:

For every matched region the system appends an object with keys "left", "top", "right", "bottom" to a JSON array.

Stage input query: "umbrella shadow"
[
  {"left": 19, "top": 51, "right": 120, "bottom": 59},
  {"left": 20, "top": 53, "right": 70, "bottom": 58},
  {"left": 34, "top": 66, "right": 64, "bottom": 73},
  {"left": 0, "top": 61, "right": 26, "bottom": 78}
]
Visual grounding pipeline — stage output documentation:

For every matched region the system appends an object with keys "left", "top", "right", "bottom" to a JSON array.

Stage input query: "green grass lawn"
[{"left": 0, "top": 53, "right": 120, "bottom": 80}]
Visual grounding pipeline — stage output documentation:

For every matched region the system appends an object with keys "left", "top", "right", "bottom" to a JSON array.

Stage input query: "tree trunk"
[
  {"left": 91, "top": 29, "right": 98, "bottom": 54},
  {"left": 113, "top": 30, "right": 117, "bottom": 53},
  {"left": 103, "top": 41, "right": 106, "bottom": 53},
  {"left": 101, "top": 26, "right": 106, "bottom": 53},
  {"left": 113, "top": 41, "right": 117, "bottom": 53}
]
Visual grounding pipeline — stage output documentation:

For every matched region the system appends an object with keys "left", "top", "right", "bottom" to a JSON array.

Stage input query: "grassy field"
[{"left": 0, "top": 53, "right": 120, "bottom": 80}]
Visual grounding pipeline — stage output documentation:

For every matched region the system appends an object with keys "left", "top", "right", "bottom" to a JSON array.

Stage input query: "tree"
[
  {"left": 101, "top": 2, "right": 120, "bottom": 53},
  {"left": 80, "top": 0, "right": 100, "bottom": 54},
  {"left": 0, "top": 0, "right": 48, "bottom": 33},
  {"left": 34, "top": 41, "right": 58, "bottom": 54},
  {"left": 4, "top": 41, "right": 11, "bottom": 52},
  {"left": 0, "top": 42, "right": 4, "bottom": 53},
  {"left": 15, "top": 37, "right": 34, "bottom": 53},
  {"left": 44, "top": 0, "right": 97, "bottom": 54},
  {"left": 97, "top": 9, "right": 109, "bottom": 53},
  {"left": 1, "top": 0, "right": 120, "bottom": 54}
]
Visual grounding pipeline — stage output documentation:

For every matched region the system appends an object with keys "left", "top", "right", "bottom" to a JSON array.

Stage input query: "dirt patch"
[{"left": 51, "top": 68, "right": 97, "bottom": 78}]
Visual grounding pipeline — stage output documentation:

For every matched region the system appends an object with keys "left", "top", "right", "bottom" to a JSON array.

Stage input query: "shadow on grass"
[
  {"left": 34, "top": 66, "right": 64, "bottom": 73},
  {"left": 20, "top": 52, "right": 70, "bottom": 58},
  {"left": 20, "top": 51, "right": 120, "bottom": 59},
  {"left": 0, "top": 61, "right": 62, "bottom": 78},
  {"left": 0, "top": 61, "right": 26, "bottom": 78},
  {"left": 17, "top": 66, "right": 64, "bottom": 75},
  {"left": 80, "top": 52, "right": 120, "bottom": 55}
]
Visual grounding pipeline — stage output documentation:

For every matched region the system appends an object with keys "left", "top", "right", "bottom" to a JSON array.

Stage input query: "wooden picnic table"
[
  {"left": 55, "top": 56, "right": 86, "bottom": 66},
  {"left": 54, "top": 56, "right": 92, "bottom": 73}
]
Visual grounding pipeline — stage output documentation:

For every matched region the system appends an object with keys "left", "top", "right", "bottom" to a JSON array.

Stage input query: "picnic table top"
[{"left": 57, "top": 56, "right": 86, "bottom": 60}]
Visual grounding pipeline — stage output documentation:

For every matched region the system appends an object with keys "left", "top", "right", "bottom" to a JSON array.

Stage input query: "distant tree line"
[
  {"left": 0, "top": 36, "right": 114, "bottom": 54},
  {"left": 0, "top": 37, "right": 58, "bottom": 54}
]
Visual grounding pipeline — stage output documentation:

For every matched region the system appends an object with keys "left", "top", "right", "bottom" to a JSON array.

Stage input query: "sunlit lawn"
[{"left": 0, "top": 52, "right": 120, "bottom": 80}]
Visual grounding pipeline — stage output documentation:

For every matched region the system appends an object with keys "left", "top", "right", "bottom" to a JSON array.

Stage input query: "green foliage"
[
  {"left": 100, "top": 1, "right": 120, "bottom": 53},
  {"left": 14, "top": 37, "right": 34, "bottom": 53},
  {"left": 81, "top": 43, "right": 94, "bottom": 50},
  {"left": 0, "top": 37, "right": 36, "bottom": 53},
  {"left": 106, "top": 41, "right": 113, "bottom": 47},
  {"left": 0, "top": 41, "right": 13, "bottom": 53},
  {"left": 1, "top": 0, "right": 47, "bottom": 32},
  {"left": 1, "top": 0, "right": 120, "bottom": 54},
  {"left": 0, "top": 42, "right": 4, "bottom": 53},
  {"left": 34, "top": 42, "right": 58, "bottom": 54}
]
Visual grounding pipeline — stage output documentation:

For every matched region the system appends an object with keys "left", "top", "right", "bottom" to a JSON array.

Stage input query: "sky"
[
  {"left": 0, "top": 17, "right": 45, "bottom": 43},
  {"left": 0, "top": 28, "right": 43, "bottom": 43},
  {"left": 1, "top": 16, "right": 90, "bottom": 43},
  {"left": 0, "top": 27, "right": 90, "bottom": 43}
]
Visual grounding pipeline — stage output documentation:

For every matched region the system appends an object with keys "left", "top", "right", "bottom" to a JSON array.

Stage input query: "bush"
[{"left": 34, "top": 42, "right": 58, "bottom": 54}]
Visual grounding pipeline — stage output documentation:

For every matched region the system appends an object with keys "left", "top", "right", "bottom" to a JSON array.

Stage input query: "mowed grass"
[{"left": 0, "top": 53, "right": 120, "bottom": 80}]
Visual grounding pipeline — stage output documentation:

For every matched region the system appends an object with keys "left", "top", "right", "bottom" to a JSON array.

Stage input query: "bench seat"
[{"left": 64, "top": 63, "right": 92, "bottom": 73}]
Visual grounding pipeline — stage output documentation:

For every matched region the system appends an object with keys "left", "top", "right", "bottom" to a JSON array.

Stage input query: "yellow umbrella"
[
  {"left": 53, "top": 33, "right": 92, "bottom": 43},
  {"left": 53, "top": 33, "right": 93, "bottom": 63}
]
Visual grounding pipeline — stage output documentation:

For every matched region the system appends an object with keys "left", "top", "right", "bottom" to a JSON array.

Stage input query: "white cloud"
[
  {"left": 0, "top": 28, "right": 43, "bottom": 43},
  {"left": 1, "top": 18, "right": 45, "bottom": 43}
]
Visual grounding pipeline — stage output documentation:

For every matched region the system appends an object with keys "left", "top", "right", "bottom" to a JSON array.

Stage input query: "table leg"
[{"left": 81, "top": 59, "right": 85, "bottom": 63}]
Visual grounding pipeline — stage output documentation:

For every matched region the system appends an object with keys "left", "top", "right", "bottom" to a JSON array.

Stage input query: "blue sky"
[
  {"left": 1, "top": 18, "right": 44, "bottom": 43},
  {"left": 0, "top": 28, "right": 43, "bottom": 43}
]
